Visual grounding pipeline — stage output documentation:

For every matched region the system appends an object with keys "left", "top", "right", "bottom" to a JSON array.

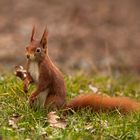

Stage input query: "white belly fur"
[
  {"left": 28, "top": 61, "right": 39, "bottom": 83},
  {"left": 28, "top": 61, "right": 48, "bottom": 107},
  {"left": 37, "top": 89, "right": 49, "bottom": 107}
]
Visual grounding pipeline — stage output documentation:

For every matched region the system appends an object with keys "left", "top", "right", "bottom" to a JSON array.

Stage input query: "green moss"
[{"left": 0, "top": 73, "right": 140, "bottom": 140}]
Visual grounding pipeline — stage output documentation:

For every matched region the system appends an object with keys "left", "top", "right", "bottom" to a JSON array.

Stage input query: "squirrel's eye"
[{"left": 36, "top": 48, "right": 41, "bottom": 53}]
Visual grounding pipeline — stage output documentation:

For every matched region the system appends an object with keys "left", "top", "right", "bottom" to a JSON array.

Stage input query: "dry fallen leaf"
[
  {"left": 47, "top": 111, "right": 66, "bottom": 129},
  {"left": 8, "top": 113, "right": 21, "bottom": 129},
  {"left": 8, "top": 119, "right": 18, "bottom": 129},
  {"left": 88, "top": 84, "right": 98, "bottom": 93}
]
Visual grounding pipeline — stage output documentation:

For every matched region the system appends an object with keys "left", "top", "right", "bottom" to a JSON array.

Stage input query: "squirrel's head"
[{"left": 25, "top": 26, "right": 48, "bottom": 62}]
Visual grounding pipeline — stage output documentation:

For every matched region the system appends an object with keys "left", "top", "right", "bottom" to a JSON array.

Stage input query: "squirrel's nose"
[{"left": 26, "top": 54, "right": 30, "bottom": 59}]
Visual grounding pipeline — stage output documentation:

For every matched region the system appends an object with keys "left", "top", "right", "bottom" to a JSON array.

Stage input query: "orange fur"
[
  {"left": 66, "top": 94, "right": 140, "bottom": 113},
  {"left": 23, "top": 26, "right": 66, "bottom": 108},
  {"left": 16, "top": 26, "right": 140, "bottom": 114}
]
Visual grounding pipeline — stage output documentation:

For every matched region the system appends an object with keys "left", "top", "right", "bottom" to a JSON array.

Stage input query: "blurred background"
[{"left": 0, "top": 0, "right": 139, "bottom": 75}]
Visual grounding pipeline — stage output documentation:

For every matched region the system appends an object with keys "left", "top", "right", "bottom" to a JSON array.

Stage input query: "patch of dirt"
[{"left": 0, "top": 0, "right": 140, "bottom": 74}]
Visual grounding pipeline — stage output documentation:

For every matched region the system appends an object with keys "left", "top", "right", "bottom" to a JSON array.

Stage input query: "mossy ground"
[{"left": 0, "top": 73, "right": 140, "bottom": 140}]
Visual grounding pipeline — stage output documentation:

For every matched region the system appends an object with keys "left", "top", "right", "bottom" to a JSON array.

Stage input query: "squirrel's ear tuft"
[
  {"left": 40, "top": 26, "right": 48, "bottom": 48},
  {"left": 31, "top": 25, "right": 36, "bottom": 42}
]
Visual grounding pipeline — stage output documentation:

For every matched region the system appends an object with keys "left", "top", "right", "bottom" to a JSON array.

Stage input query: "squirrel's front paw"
[
  {"left": 23, "top": 85, "right": 28, "bottom": 93},
  {"left": 29, "top": 96, "right": 37, "bottom": 107},
  {"left": 14, "top": 65, "right": 27, "bottom": 80}
]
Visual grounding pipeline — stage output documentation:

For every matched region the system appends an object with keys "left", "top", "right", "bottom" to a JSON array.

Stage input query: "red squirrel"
[{"left": 16, "top": 26, "right": 140, "bottom": 113}]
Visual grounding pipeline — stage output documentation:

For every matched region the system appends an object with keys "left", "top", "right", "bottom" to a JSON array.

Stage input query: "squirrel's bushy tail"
[{"left": 66, "top": 94, "right": 140, "bottom": 113}]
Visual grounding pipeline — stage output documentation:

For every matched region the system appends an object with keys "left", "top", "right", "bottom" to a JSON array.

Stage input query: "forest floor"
[{"left": 0, "top": 73, "right": 140, "bottom": 139}]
